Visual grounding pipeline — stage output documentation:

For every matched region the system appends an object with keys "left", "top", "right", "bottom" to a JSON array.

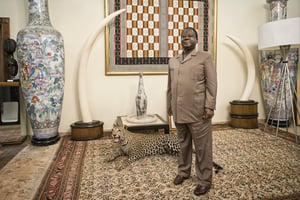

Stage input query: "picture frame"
[{"left": 105, "top": 0, "right": 217, "bottom": 75}]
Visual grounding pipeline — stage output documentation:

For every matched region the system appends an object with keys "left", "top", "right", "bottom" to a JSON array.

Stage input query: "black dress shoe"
[
  {"left": 173, "top": 175, "right": 188, "bottom": 185},
  {"left": 193, "top": 184, "right": 210, "bottom": 196}
]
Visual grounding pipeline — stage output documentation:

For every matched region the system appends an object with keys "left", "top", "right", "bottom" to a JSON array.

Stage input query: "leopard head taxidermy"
[{"left": 111, "top": 125, "right": 129, "bottom": 146}]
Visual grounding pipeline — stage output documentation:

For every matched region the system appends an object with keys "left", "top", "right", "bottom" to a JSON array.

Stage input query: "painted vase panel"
[{"left": 260, "top": 48, "right": 298, "bottom": 121}]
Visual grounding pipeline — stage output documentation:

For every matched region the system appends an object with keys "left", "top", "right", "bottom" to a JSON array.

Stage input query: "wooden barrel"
[
  {"left": 230, "top": 100, "right": 258, "bottom": 129},
  {"left": 71, "top": 120, "right": 103, "bottom": 140}
]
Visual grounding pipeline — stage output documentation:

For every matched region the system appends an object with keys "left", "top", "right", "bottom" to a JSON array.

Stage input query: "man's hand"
[
  {"left": 203, "top": 108, "right": 214, "bottom": 119},
  {"left": 168, "top": 108, "right": 172, "bottom": 116}
]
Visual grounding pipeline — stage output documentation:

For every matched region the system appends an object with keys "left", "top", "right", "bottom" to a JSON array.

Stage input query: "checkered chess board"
[
  {"left": 125, "top": 0, "right": 200, "bottom": 58},
  {"left": 126, "top": 0, "right": 160, "bottom": 58},
  {"left": 167, "top": 0, "right": 199, "bottom": 57}
]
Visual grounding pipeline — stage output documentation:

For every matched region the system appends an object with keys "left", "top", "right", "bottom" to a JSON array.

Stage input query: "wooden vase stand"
[
  {"left": 71, "top": 120, "right": 103, "bottom": 140},
  {"left": 31, "top": 134, "right": 60, "bottom": 146},
  {"left": 230, "top": 100, "right": 258, "bottom": 129}
]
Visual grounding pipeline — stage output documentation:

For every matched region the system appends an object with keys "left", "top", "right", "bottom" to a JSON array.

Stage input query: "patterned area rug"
[
  {"left": 35, "top": 128, "right": 300, "bottom": 200},
  {"left": 35, "top": 138, "right": 86, "bottom": 199}
]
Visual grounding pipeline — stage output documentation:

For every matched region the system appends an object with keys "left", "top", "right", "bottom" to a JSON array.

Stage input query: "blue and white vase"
[{"left": 16, "top": 0, "right": 64, "bottom": 145}]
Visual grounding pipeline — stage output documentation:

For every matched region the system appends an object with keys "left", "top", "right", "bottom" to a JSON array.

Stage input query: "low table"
[{"left": 116, "top": 114, "right": 169, "bottom": 134}]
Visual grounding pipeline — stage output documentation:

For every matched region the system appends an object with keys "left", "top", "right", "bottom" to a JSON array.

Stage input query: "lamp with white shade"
[
  {"left": 258, "top": 17, "right": 300, "bottom": 143},
  {"left": 258, "top": 18, "right": 300, "bottom": 49}
]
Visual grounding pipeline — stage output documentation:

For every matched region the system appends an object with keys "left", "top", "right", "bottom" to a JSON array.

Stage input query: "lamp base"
[{"left": 267, "top": 118, "right": 290, "bottom": 127}]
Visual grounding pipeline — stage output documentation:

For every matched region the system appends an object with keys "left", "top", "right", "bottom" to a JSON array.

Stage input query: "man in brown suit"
[{"left": 167, "top": 27, "right": 217, "bottom": 196}]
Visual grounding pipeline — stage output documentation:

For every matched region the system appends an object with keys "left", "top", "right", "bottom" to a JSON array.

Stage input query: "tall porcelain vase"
[
  {"left": 259, "top": 0, "right": 298, "bottom": 127},
  {"left": 16, "top": 0, "right": 64, "bottom": 145},
  {"left": 260, "top": 49, "right": 298, "bottom": 127}
]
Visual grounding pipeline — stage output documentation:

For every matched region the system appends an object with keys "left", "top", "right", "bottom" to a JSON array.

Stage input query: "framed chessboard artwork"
[{"left": 105, "top": 0, "right": 217, "bottom": 75}]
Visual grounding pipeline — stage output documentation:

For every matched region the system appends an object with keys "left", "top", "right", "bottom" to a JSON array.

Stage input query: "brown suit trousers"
[{"left": 175, "top": 118, "right": 213, "bottom": 187}]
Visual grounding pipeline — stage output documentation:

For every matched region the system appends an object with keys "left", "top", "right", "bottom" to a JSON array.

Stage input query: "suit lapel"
[{"left": 175, "top": 54, "right": 183, "bottom": 64}]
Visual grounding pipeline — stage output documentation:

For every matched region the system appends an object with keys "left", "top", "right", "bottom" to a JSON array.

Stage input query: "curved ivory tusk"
[
  {"left": 78, "top": 9, "right": 126, "bottom": 122},
  {"left": 227, "top": 35, "right": 256, "bottom": 101}
]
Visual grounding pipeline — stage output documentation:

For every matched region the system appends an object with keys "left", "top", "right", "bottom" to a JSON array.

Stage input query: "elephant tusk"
[
  {"left": 227, "top": 35, "right": 256, "bottom": 101},
  {"left": 78, "top": 9, "right": 126, "bottom": 122}
]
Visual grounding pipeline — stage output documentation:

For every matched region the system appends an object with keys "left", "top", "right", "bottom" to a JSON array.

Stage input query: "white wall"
[{"left": 1, "top": 0, "right": 299, "bottom": 133}]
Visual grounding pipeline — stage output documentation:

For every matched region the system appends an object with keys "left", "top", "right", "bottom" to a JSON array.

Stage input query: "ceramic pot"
[
  {"left": 260, "top": 0, "right": 296, "bottom": 127},
  {"left": 16, "top": 0, "right": 64, "bottom": 145}
]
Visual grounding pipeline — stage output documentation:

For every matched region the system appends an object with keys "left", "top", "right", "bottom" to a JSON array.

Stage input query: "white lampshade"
[{"left": 258, "top": 17, "right": 300, "bottom": 50}]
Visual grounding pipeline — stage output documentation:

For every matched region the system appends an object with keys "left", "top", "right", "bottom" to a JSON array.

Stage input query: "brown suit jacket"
[{"left": 167, "top": 49, "right": 217, "bottom": 123}]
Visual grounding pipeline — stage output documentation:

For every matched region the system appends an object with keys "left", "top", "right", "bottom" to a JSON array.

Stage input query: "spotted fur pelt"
[
  {"left": 105, "top": 125, "right": 180, "bottom": 170},
  {"left": 105, "top": 125, "right": 223, "bottom": 173}
]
